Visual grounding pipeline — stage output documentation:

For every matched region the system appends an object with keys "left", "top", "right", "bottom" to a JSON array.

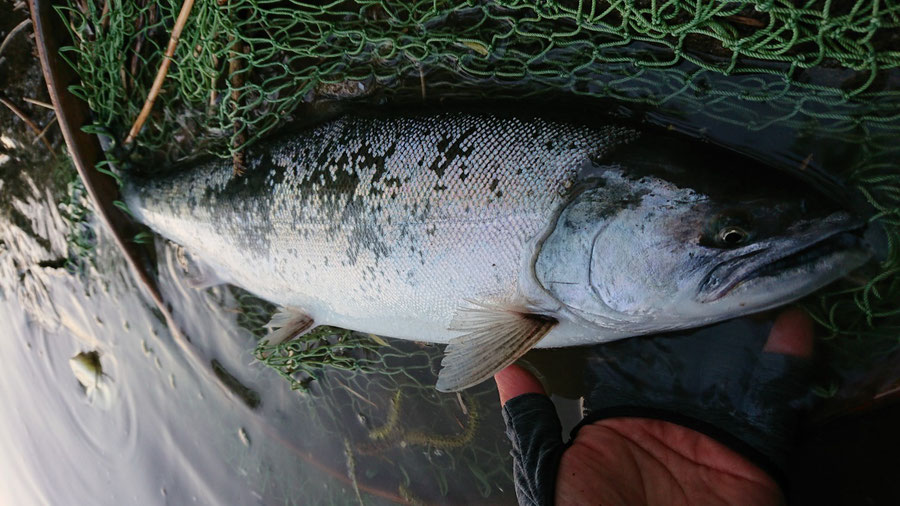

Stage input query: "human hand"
[{"left": 495, "top": 308, "right": 814, "bottom": 506}]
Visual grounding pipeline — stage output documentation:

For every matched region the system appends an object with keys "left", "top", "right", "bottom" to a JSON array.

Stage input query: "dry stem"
[
  {"left": 33, "top": 116, "right": 58, "bottom": 145},
  {"left": 124, "top": 0, "right": 196, "bottom": 145},
  {"left": 0, "top": 95, "right": 54, "bottom": 153},
  {"left": 229, "top": 37, "right": 247, "bottom": 176},
  {"left": 0, "top": 18, "right": 31, "bottom": 58},
  {"left": 22, "top": 97, "right": 54, "bottom": 109}
]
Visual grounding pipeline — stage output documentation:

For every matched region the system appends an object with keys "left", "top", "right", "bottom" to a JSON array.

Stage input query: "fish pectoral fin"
[
  {"left": 263, "top": 307, "right": 315, "bottom": 347},
  {"left": 436, "top": 303, "right": 557, "bottom": 392}
]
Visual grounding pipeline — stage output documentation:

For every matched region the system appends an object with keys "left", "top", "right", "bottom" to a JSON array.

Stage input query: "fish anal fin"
[
  {"left": 436, "top": 303, "right": 557, "bottom": 392},
  {"left": 263, "top": 307, "right": 315, "bottom": 347}
]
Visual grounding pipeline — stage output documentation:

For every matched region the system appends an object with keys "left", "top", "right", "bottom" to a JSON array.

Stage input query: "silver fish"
[{"left": 124, "top": 112, "right": 871, "bottom": 391}]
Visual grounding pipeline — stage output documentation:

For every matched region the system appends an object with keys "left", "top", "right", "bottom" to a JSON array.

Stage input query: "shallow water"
[
  {"left": 1, "top": 4, "right": 517, "bottom": 501},
  {"left": 0, "top": 171, "right": 528, "bottom": 504}
]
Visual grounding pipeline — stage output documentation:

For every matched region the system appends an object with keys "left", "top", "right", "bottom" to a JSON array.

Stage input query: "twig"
[
  {"left": 0, "top": 18, "right": 31, "bottom": 59},
  {"left": 100, "top": 0, "right": 110, "bottom": 31},
  {"left": 22, "top": 97, "right": 54, "bottom": 110},
  {"left": 128, "top": 7, "right": 151, "bottom": 93},
  {"left": 228, "top": 37, "right": 247, "bottom": 176},
  {"left": 208, "top": 52, "right": 220, "bottom": 107},
  {"left": 333, "top": 378, "right": 377, "bottom": 408},
  {"left": 418, "top": 64, "right": 426, "bottom": 101},
  {"left": 456, "top": 392, "right": 468, "bottom": 415},
  {"left": 798, "top": 153, "right": 813, "bottom": 171},
  {"left": 33, "top": 116, "right": 58, "bottom": 145},
  {"left": 0, "top": 95, "right": 54, "bottom": 153},
  {"left": 124, "top": 0, "right": 196, "bottom": 145},
  {"left": 874, "top": 382, "right": 900, "bottom": 400}
]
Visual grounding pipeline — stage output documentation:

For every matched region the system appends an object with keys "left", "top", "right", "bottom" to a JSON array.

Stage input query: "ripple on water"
[{"left": 0, "top": 175, "right": 140, "bottom": 474}]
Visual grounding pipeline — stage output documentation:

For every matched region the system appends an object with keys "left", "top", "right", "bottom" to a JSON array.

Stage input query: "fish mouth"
[{"left": 699, "top": 216, "right": 868, "bottom": 303}]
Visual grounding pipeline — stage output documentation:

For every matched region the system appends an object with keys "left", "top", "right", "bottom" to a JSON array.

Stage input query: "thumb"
[
  {"left": 495, "top": 364, "right": 566, "bottom": 506},
  {"left": 495, "top": 364, "right": 547, "bottom": 406}
]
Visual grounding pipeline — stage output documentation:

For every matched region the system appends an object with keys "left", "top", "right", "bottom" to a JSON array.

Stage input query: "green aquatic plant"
[
  {"left": 58, "top": 177, "right": 96, "bottom": 276},
  {"left": 48, "top": 154, "right": 98, "bottom": 277},
  {"left": 363, "top": 389, "right": 479, "bottom": 450},
  {"left": 296, "top": 347, "right": 515, "bottom": 501}
]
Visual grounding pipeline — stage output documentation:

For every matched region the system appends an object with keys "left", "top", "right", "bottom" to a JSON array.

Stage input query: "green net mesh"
[
  {"left": 225, "top": 288, "right": 513, "bottom": 502},
  {"left": 59, "top": 0, "right": 900, "bottom": 159},
  {"left": 59, "top": 0, "right": 898, "bottom": 397}
]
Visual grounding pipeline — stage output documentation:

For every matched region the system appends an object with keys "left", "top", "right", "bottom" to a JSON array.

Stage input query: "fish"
[{"left": 123, "top": 111, "right": 872, "bottom": 392}]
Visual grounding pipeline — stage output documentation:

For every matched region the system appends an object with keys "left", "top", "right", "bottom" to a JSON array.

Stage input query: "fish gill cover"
[{"left": 59, "top": 0, "right": 898, "bottom": 423}]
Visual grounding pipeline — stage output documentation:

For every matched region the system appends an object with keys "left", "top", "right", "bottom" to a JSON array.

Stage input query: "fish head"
[{"left": 535, "top": 143, "right": 873, "bottom": 333}]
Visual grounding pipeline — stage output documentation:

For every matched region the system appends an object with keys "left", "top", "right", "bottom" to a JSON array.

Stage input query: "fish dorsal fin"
[
  {"left": 436, "top": 302, "right": 557, "bottom": 392},
  {"left": 263, "top": 306, "right": 315, "bottom": 347}
]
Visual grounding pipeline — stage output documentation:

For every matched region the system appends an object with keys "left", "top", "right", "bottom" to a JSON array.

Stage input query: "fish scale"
[{"left": 127, "top": 112, "right": 634, "bottom": 344}]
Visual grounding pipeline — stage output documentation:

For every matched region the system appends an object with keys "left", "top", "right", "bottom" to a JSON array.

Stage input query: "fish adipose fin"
[
  {"left": 263, "top": 307, "right": 315, "bottom": 347},
  {"left": 436, "top": 303, "right": 557, "bottom": 392}
]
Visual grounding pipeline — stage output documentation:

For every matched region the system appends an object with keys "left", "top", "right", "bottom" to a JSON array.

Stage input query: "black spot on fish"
[
  {"left": 429, "top": 126, "right": 476, "bottom": 178},
  {"left": 436, "top": 135, "right": 451, "bottom": 153}
]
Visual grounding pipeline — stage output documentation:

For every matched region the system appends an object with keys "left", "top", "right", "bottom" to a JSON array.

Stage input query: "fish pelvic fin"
[
  {"left": 436, "top": 302, "right": 557, "bottom": 392},
  {"left": 263, "top": 307, "right": 315, "bottom": 347}
]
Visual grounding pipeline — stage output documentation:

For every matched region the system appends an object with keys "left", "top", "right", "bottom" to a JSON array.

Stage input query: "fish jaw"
[
  {"left": 698, "top": 232, "right": 871, "bottom": 316},
  {"left": 533, "top": 159, "right": 874, "bottom": 337},
  {"left": 697, "top": 212, "right": 870, "bottom": 304}
]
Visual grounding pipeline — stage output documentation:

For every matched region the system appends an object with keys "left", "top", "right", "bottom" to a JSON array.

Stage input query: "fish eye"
[
  {"left": 718, "top": 226, "right": 749, "bottom": 247},
  {"left": 701, "top": 210, "right": 754, "bottom": 248}
]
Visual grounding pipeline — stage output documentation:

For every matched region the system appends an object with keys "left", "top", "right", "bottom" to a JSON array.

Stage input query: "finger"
[
  {"left": 763, "top": 307, "right": 814, "bottom": 358},
  {"left": 495, "top": 364, "right": 546, "bottom": 406}
]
